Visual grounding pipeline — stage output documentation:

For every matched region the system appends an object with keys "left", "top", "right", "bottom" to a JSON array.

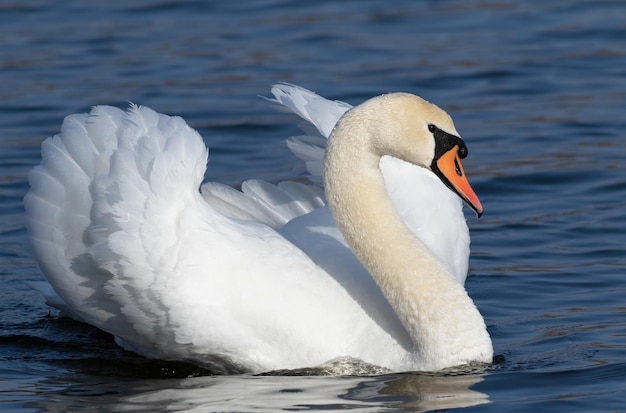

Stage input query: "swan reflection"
[{"left": 33, "top": 371, "right": 488, "bottom": 412}]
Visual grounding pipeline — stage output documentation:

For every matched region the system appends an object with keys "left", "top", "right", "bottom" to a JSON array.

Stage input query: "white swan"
[{"left": 24, "top": 84, "right": 492, "bottom": 374}]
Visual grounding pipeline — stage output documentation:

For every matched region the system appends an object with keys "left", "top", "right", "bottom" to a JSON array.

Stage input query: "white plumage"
[{"left": 24, "top": 84, "right": 491, "bottom": 374}]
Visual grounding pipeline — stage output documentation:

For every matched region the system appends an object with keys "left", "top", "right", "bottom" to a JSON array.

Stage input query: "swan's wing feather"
[
  {"left": 24, "top": 106, "right": 135, "bottom": 330},
  {"left": 285, "top": 135, "right": 327, "bottom": 183},
  {"left": 84, "top": 105, "right": 210, "bottom": 345},
  {"left": 198, "top": 84, "right": 343, "bottom": 227},
  {"left": 200, "top": 179, "right": 324, "bottom": 229},
  {"left": 240, "top": 179, "right": 318, "bottom": 224},
  {"left": 285, "top": 135, "right": 327, "bottom": 163},
  {"left": 277, "top": 180, "right": 325, "bottom": 208},
  {"left": 269, "top": 84, "right": 352, "bottom": 184},
  {"left": 25, "top": 105, "right": 212, "bottom": 346},
  {"left": 200, "top": 181, "right": 272, "bottom": 223},
  {"left": 268, "top": 83, "right": 352, "bottom": 138}
]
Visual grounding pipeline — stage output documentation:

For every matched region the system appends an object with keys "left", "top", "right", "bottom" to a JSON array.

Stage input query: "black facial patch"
[
  {"left": 428, "top": 124, "right": 468, "bottom": 161},
  {"left": 429, "top": 124, "right": 467, "bottom": 195},
  {"left": 427, "top": 124, "right": 481, "bottom": 217}
]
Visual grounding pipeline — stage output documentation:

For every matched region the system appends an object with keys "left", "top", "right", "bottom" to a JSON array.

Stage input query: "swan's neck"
[{"left": 324, "top": 122, "right": 492, "bottom": 370}]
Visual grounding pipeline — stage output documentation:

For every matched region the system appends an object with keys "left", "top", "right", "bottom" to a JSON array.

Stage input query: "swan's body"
[{"left": 24, "top": 84, "right": 492, "bottom": 373}]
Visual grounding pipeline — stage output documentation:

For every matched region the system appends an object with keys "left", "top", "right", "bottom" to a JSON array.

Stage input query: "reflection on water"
[{"left": 27, "top": 372, "right": 487, "bottom": 412}]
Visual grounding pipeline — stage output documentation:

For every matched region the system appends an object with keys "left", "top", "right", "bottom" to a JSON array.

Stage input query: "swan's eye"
[
  {"left": 458, "top": 145, "right": 467, "bottom": 158},
  {"left": 428, "top": 124, "right": 436, "bottom": 133}
]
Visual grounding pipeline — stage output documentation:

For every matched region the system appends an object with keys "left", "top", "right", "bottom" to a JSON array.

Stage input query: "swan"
[{"left": 24, "top": 84, "right": 493, "bottom": 374}]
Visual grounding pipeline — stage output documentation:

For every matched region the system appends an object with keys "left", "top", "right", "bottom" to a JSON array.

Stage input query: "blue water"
[{"left": 1, "top": 0, "right": 626, "bottom": 411}]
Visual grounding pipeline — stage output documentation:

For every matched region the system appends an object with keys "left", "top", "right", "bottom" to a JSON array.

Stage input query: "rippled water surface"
[{"left": 1, "top": 1, "right": 625, "bottom": 411}]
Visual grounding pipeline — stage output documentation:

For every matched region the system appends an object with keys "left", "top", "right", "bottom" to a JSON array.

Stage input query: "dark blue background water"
[{"left": 1, "top": 1, "right": 625, "bottom": 411}]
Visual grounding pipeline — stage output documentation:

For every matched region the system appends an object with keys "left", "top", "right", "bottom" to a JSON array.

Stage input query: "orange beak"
[{"left": 434, "top": 145, "right": 483, "bottom": 217}]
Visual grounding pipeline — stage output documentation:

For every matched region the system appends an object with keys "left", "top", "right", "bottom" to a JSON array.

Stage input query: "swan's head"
[{"left": 341, "top": 92, "right": 483, "bottom": 217}]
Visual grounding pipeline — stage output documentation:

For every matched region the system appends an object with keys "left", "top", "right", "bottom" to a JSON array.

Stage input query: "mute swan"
[{"left": 24, "top": 84, "right": 493, "bottom": 374}]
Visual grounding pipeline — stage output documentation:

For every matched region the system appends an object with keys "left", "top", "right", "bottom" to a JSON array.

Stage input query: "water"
[{"left": 1, "top": 0, "right": 625, "bottom": 411}]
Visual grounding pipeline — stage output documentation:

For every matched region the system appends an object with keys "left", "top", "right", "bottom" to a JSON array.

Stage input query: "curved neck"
[{"left": 324, "top": 120, "right": 492, "bottom": 370}]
